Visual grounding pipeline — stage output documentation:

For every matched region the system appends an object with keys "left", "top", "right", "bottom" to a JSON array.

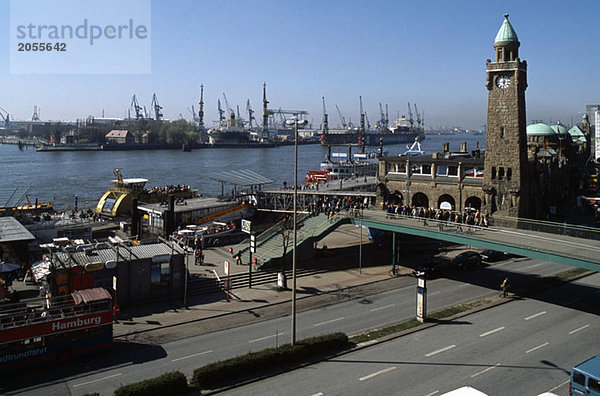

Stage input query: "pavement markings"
[
  {"left": 370, "top": 303, "right": 395, "bottom": 312},
  {"left": 470, "top": 363, "right": 501, "bottom": 378},
  {"left": 313, "top": 317, "right": 344, "bottom": 327},
  {"left": 424, "top": 391, "right": 440, "bottom": 396},
  {"left": 524, "top": 311, "right": 547, "bottom": 321},
  {"left": 171, "top": 350, "right": 213, "bottom": 362},
  {"left": 428, "top": 291, "right": 441, "bottom": 296},
  {"left": 425, "top": 345, "right": 456, "bottom": 357},
  {"left": 458, "top": 284, "right": 470, "bottom": 288},
  {"left": 311, "top": 393, "right": 324, "bottom": 396},
  {"left": 569, "top": 324, "right": 589, "bottom": 334},
  {"left": 72, "top": 373, "right": 122, "bottom": 388},
  {"left": 545, "top": 379, "right": 570, "bottom": 393},
  {"left": 479, "top": 326, "right": 505, "bottom": 337},
  {"left": 249, "top": 333, "right": 284, "bottom": 343},
  {"left": 525, "top": 262, "right": 544, "bottom": 269},
  {"left": 526, "top": 342, "right": 549, "bottom": 354},
  {"left": 359, "top": 366, "right": 397, "bottom": 381}
]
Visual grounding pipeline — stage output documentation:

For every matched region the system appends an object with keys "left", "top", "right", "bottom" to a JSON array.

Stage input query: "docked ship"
[
  {"left": 305, "top": 146, "right": 378, "bottom": 184},
  {"left": 320, "top": 115, "right": 425, "bottom": 146},
  {"left": 207, "top": 100, "right": 252, "bottom": 145},
  {"left": 96, "top": 169, "right": 197, "bottom": 217}
]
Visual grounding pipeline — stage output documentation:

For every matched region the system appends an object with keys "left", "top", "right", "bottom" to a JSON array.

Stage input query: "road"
[
  {"left": 227, "top": 272, "right": 600, "bottom": 396},
  {"left": 0, "top": 256, "right": 586, "bottom": 395}
]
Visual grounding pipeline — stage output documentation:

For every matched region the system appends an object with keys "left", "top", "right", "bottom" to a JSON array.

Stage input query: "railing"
[
  {"left": 349, "top": 210, "right": 600, "bottom": 265},
  {"left": 491, "top": 215, "right": 600, "bottom": 241}
]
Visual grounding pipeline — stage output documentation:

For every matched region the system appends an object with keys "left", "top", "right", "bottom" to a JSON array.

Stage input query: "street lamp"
[{"left": 285, "top": 116, "right": 308, "bottom": 345}]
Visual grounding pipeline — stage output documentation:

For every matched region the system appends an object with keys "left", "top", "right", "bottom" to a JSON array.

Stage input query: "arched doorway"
[
  {"left": 411, "top": 192, "right": 429, "bottom": 208},
  {"left": 464, "top": 196, "right": 482, "bottom": 211},
  {"left": 390, "top": 190, "right": 404, "bottom": 206},
  {"left": 438, "top": 194, "right": 456, "bottom": 211}
]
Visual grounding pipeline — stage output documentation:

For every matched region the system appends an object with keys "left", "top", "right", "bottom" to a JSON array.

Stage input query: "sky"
[{"left": 1, "top": 0, "right": 599, "bottom": 131}]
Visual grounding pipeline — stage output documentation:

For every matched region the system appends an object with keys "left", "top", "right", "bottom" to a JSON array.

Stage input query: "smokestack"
[{"left": 460, "top": 142, "right": 467, "bottom": 153}]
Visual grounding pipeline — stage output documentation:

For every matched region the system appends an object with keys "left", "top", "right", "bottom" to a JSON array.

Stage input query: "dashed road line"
[
  {"left": 470, "top": 363, "right": 501, "bottom": 378},
  {"left": 479, "top": 327, "right": 505, "bottom": 337},
  {"left": 425, "top": 345, "right": 456, "bottom": 357},
  {"left": 313, "top": 317, "right": 345, "bottom": 327},
  {"left": 249, "top": 333, "right": 284, "bottom": 343},
  {"left": 359, "top": 366, "right": 397, "bottom": 381},
  {"left": 171, "top": 350, "right": 213, "bottom": 362},
  {"left": 545, "top": 379, "right": 570, "bottom": 393},
  {"left": 72, "top": 373, "right": 122, "bottom": 388},
  {"left": 569, "top": 324, "right": 589, "bottom": 334},
  {"left": 425, "top": 390, "right": 440, "bottom": 396},
  {"left": 526, "top": 342, "right": 549, "bottom": 354},
  {"left": 370, "top": 304, "right": 395, "bottom": 312},
  {"left": 311, "top": 393, "right": 324, "bottom": 396},
  {"left": 524, "top": 311, "right": 546, "bottom": 320},
  {"left": 525, "top": 263, "right": 544, "bottom": 269}
]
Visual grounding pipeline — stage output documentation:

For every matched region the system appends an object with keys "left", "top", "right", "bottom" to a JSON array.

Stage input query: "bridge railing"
[
  {"left": 491, "top": 215, "right": 600, "bottom": 241},
  {"left": 350, "top": 210, "right": 600, "bottom": 265}
]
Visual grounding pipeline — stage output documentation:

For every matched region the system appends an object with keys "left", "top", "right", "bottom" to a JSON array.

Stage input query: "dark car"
[
  {"left": 413, "top": 258, "right": 451, "bottom": 279},
  {"left": 451, "top": 251, "right": 482, "bottom": 270},
  {"left": 480, "top": 249, "right": 506, "bottom": 262}
]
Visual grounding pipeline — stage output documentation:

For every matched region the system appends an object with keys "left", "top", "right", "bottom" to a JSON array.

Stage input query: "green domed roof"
[
  {"left": 550, "top": 124, "right": 568, "bottom": 135},
  {"left": 527, "top": 123, "right": 555, "bottom": 136},
  {"left": 494, "top": 14, "right": 519, "bottom": 44}
]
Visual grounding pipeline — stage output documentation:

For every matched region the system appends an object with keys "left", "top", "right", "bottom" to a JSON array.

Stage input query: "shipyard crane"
[
  {"left": 32, "top": 106, "right": 40, "bottom": 121},
  {"left": 359, "top": 96, "right": 365, "bottom": 134},
  {"left": 188, "top": 106, "right": 199, "bottom": 124},
  {"left": 130, "top": 95, "right": 144, "bottom": 120},
  {"left": 198, "top": 84, "right": 205, "bottom": 129},
  {"left": 151, "top": 93, "right": 163, "bottom": 120},
  {"left": 407, "top": 102, "right": 414, "bottom": 127},
  {"left": 217, "top": 99, "right": 225, "bottom": 123},
  {"left": 322, "top": 97, "right": 329, "bottom": 134},
  {"left": 414, "top": 103, "right": 421, "bottom": 126},
  {"left": 0, "top": 106, "right": 9, "bottom": 128},
  {"left": 222, "top": 93, "right": 235, "bottom": 119},
  {"left": 335, "top": 104, "right": 347, "bottom": 129},
  {"left": 246, "top": 99, "right": 256, "bottom": 129}
]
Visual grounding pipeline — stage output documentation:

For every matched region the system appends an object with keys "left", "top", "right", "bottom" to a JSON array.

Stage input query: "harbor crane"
[
  {"left": 335, "top": 104, "right": 347, "bottom": 129},
  {"left": 0, "top": 106, "right": 9, "bottom": 128},
  {"left": 217, "top": 99, "right": 225, "bottom": 123},
  {"left": 151, "top": 93, "right": 163, "bottom": 120},
  {"left": 322, "top": 97, "right": 329, "bottom": 134},
  {"left": 222, "top": 93, "right": 235, "bottom": 119},
  {"left": 246, "top": 99, "right": 256, "bottom": 129},
  {"left": 359, "top": 96, "right": 366, "bottom": 134},
  {"left": 188, "top": 106, "right": 199, "bottom": 124},
  {"left": 407, "top": 102, "right": 414, "bottom": 128},
  {"left": 32, "top": 106, "right": 40, "bottom": 121},
  {"left": 130, "top": 95, "right": 144, "bottom": 120},
  {"left": 198, "top": 84, "right": 205, "bottom": 129},
  {"left": 414, "top": 103, "right": 421, "bottom": 126}
]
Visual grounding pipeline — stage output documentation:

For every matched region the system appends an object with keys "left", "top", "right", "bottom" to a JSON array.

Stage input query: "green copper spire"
[{"left": 494, "top": 14, "right": 519, "bottom": 44}]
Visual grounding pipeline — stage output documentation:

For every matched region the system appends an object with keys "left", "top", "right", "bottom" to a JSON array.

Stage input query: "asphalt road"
[
  {"left": 226, "top": 272, "right": 600, "bottom": 396},
  {"left": 0, "top": 256, "right": 582, "bottom": 395}
]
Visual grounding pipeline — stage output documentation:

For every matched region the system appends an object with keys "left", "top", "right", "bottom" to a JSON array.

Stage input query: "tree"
[{"left": 278, "top": 215, "right": 294, "bottom": 289}]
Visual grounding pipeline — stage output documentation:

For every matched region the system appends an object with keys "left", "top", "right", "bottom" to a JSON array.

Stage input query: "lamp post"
[{"left": 285, "top": 116, "right": 308, "bottom": 345}]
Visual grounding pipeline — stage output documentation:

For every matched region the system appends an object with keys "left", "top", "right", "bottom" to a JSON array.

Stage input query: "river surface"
[{"left": 0, "top": 133, "right": 484, "bottom": 210}]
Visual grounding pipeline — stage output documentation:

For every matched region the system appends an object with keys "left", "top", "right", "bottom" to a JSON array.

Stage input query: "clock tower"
[{"left": 483, "top": 14, "right": 530, "bottom": 217}]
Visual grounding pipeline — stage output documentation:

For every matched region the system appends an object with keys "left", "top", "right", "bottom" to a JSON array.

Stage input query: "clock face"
[{"left": 496, "top": 75, "right": 511, "bottom": 89}]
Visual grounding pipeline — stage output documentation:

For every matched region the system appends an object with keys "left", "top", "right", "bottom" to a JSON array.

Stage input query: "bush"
[
  {"left": 191, "top": 332, "right": 349, "bottom": 390},
  {"left": 114, "top": 371, "right": 188, "bottom": 396}
]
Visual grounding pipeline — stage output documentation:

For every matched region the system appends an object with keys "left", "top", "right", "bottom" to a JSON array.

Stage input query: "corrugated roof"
[
  {"left": 0, "top": 217, "right": 36, "bottom": 243},
  {"left": 106, "top": 130, "right": 129, "bottom": 138},
  {"left": 208, "top": 169, "right": 274, "bottom": 186}
]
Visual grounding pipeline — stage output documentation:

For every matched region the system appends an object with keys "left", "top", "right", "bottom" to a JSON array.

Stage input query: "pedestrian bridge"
[{"left": 352, "top": 210, "right": 600, "bottom": 270}]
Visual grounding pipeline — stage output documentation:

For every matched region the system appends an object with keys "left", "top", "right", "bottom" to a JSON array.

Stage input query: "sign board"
[
  {"left": 224, "top": 260, "right": 230, "bottom": 276},
  {"left": 596, "top": 110, "right": 600, "bottom": 162},
  {"left": 241, "top": 219, "right": 252, "bottom": 234},
  {"left": 250, "top": 234, "right": 256, "bottom": 253},
  {"left": 105, "top": 260, "right": 117, "bottom": 269},
  {"left": 152, "top": 254, "right": 171, "bottom": 263},
  {"left": 113, "top": 276, "right": 117, "bottom": 290},
  {"left": 416, "top": 286, "right": 427, "bottom": 323},
  {"left": 85, "top": 262, "right": 104, "bottom": 272},
  {"left": 440, "top": 201, "right": 452, "bottom": 210}
]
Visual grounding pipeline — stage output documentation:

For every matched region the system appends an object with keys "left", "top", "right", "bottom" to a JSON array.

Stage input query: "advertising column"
[{"left": 416, "top": 276, "right": 427, "bottom": 323}]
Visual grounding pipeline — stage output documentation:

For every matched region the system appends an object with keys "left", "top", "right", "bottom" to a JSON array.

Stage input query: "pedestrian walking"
[{"left": 499, "top": 277, "right": 509, "bottom": 297}]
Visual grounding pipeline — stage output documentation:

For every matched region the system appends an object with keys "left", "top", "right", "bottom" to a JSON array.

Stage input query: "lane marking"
[
  {"left": 249, "top": 333, "right": 284, "bottom": 343},
  {"left": 171, "top": 350, "right": 213, "bottom": 362},
  {"left": 428, "top": 291, "right": 441, "bottom": 296},
  {"left": 569, "top": 324, "right": 589, "bottom": 334},
  {"left": 524, "top": 311, "right": 547, "bottom": 320},
  {"left": 470, "top": 363, "right": 501, "bottom": 378},
  {"left": 72, "top": 373, "right": 122, "bottom": 388},
  {"left": 311, "top": 393, "right": 324, "bottom": 396},
  {"left": 425, "top": 391, "right": 440, "bottom": 396},
  {"left": 526, "top": 342, "right": 549, "bottom": 354},
  {"left": 313, "top": 317, "right": 344, "bottom": 327},
  {"left": 370, "top": 303, "right": 395, "bottom": 312},
  {"left": 479, "top": 326, "right": 505, "bottom": 337},
  {"left": 359, "top": 366, "right": 397, "bottom": 381},
  {"left": 525, "top": 262, "right": 544, "bottom": 269},
  {"left": 458, "top": 284, "right": 470, "bottom": 288},
  {"left": 545, "top": 379, "right": 570, "bottom": 393},
  {"left": 425, "top": 345, "right": 456, "bottom": 357}
]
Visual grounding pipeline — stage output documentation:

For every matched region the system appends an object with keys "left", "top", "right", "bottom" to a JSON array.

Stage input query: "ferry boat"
[
  {"left": 306, "top": 147, "right": 378, "bottom": 184},
  {"left": 96, "top": 169, "right": 197, "bottom": 217}
]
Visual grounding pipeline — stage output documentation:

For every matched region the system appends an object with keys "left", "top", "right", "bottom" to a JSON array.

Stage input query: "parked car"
[
  {"left": 451, "top": 251, "right": 482, "bottom": 270},
  {"left": 480, "top": 249, "right": 506, "bottom": 262},
  {"left": 413, "top": 258, "right": 451, "bottom": 279}
]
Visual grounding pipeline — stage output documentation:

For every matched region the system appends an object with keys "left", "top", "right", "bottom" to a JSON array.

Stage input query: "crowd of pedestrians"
[{"left": 382, "top": 202, "right": 490, "bottom": 228}]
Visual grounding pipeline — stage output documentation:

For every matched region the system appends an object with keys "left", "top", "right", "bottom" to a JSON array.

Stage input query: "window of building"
[
  {"left": 436, "top": 165, "right": 448, "bottom": 176},
  {"left": 151, "top": 262, "right": 170, "bottom": 288},
  {"left": 507, "top": 168, "right": 512, "bottom": 180},
  {"left": 491, "top": 167, "right": 496, "bottom": 179},
  {"left": 422, "top": 164, "right": 431, "bottom": 175},
  {"left": 411, "top": 164, "right": 422, "bottom": 174},
  {"left": 498, "top": 192, "right": 504, "bottom": 206},
  {"left": 498, "top": 167, "right": 505, "bottom": 180},
  {"left": 448, "top": 166, "right": 458, "bottom": 176},
  {"left": 500, "top": 127, "right": 505, "bottom": 138},
  {"left": 497, "top": 48, "right": 503, "bottom": 61}
]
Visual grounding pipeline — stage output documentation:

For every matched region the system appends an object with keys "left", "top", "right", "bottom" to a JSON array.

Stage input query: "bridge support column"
[{"left": 392, "top": 232, "right": 396, "bottom": 272}]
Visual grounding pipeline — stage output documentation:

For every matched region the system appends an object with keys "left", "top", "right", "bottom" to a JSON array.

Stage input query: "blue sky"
[{"left": 1, "top": 0, "right": 599, "bottom": 130}]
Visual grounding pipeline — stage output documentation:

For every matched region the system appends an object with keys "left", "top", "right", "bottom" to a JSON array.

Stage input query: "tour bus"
[
  {"left": 0, "top": 287, "right": 113, "bottom": 372},
  {"left": 570, "top": 355, "right": 600, "bottom": 395}
]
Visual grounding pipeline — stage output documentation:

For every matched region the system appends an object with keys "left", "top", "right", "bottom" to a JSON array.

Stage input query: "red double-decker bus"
[{"left": 0, "top": 288, "right": 113, "bottom": 372}]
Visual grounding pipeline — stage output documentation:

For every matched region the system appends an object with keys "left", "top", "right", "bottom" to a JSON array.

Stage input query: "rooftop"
[
  {"left": 494, "top": 14, "right": 519, "bottom": 44},
  {"left": 0, "top": 217, "right": 36, "bottom": 243}
]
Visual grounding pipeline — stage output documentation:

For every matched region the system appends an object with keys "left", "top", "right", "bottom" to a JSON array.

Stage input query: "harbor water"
[{"left": 0, "top": 134, "right": 484, "bottom": 210}]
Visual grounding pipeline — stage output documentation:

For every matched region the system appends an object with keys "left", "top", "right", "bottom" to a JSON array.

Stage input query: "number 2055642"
[{"left": 17, "top": 42, "right": 66, "bottom": 52}]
